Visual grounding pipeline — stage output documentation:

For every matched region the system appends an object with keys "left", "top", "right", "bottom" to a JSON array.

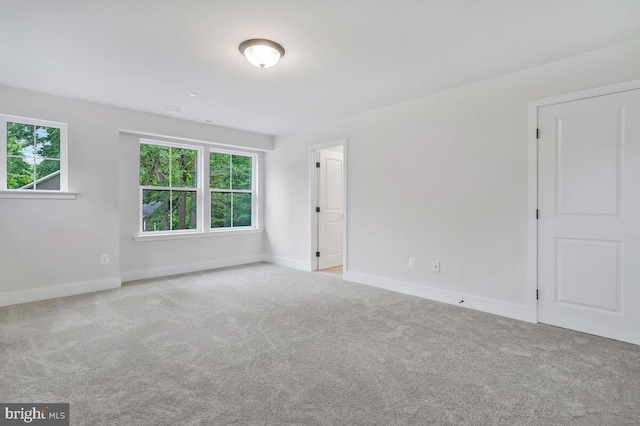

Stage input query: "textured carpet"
[{"left": 1, "top": 262, "right": 639, "bottom": 425}]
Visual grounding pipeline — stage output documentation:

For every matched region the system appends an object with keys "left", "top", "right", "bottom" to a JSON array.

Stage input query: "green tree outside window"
[
  {"left": 6, "top": 122, "right": 61, "bottom": 190},
  {"left": 140, "top": 143, "right": 198, "bottom": 232},
  {"left": 210, "top": 152, "right": 253, "bottom": 228}
]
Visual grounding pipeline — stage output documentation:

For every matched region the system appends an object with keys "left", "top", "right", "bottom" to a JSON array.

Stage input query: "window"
[
  {"left": 139, "top": 141, "right": 201, "bottom": 233},
  {"left": 0, "top": 114, "right": 67, "bottom": 191},
  {"left": 210, "top": 152, "right": 255, "bottom": 229},
  {"left": 138, "top": 140, "right": 257, "bottom": 236}
]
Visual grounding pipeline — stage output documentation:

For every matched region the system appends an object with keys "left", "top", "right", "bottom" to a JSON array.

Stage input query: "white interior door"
[
  {"left": 538, "top": 89, "right": 640, "bottom": 345},
  {"left": 317, "top": 149, "right": 343, "bottom": 270}
]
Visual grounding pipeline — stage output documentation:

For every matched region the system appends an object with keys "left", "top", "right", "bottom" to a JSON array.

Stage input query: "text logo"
[{"left": 0, "top": 404, "right": 68, "bottom": 426}]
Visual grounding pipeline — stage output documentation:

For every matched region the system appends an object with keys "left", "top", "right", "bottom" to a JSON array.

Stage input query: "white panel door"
[
  {"left": 318, "top": 150, "right": 343, "bottom": 270},
  {"left": 538, "top": 89, "right": 640, "bottom": 345}
]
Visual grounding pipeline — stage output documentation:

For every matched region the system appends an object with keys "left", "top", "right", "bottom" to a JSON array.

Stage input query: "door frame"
[
  {"left": 309, "top": 139, "right": 348, "bottom": 272},
  {"left": 527, "top": 79, "right": 640, "bottom": 323}
]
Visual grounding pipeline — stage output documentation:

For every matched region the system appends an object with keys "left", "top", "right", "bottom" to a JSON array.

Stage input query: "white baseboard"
[
  {"left": 0, "top": 277, "right": 121, "bottom": 308},
  {"left": 343, "top": 271, "right": 536, "bottom": 323},
  {"left": 121, "top": 255, "right": 264, "bottom": 282},
  {"left": 1, "top": 260, "right": 535, "bottom": 326},
  {"left": 262, "top": 255, "right": 311, "bottom": 272}
]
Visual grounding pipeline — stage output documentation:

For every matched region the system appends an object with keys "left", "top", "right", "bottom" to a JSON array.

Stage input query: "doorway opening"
[{"left": 310, "top": 140, "right": 347, "bottom": 276}]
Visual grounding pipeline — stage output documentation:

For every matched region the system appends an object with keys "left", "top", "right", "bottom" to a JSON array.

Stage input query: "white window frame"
[
  {"left": 138, "top": 139, "right": 204, "bottom": 236},
  {"left": 209, "top": 148, "right": 258, "bottom": 231},
  {"left": 0, "top": 114, "right": 72, "bottom": 199},
  {"left": 135, "top": 139, "right": 260, "bottom": 241}
]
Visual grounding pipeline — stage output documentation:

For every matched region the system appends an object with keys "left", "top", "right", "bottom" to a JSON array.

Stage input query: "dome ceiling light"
[{"left": 239, "top": 39, "right": 285, "bottom": 69}]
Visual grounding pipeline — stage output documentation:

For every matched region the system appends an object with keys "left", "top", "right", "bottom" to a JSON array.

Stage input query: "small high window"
[{"left": 0, "top": 115, "right": 68, "bottom": 191}]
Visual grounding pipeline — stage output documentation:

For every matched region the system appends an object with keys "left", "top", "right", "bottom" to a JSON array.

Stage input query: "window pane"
[
  {"left": 35, "top": 159, "right": 61, "bottom": 190},
  {"left": 210, "top": 152, "right": 230, "bottom": 189},
  {"left": 171, "top": 148, "right": 197, "bottom": 188},
  {"left": 35, "top": 126, "right": 61, "bottom": 159},
  {"left": 171, "top": 191, "right": 197, "bottom": 230},
  {"left": 232, "top": 155, "right": 252, "bottom": 190},
  {"left": 233, "top": 193, "right": 252, "bottom": 227},
  {"left": 7, "top": 122, "right": 35, "bottom": 157},
  {"left": 211, "top": 192, "right": 231, "bottom": 228},
  {"left": 7, "top": 157, "right": 34, "bottom": 189},
  {"left": 142, "top": 189, "right": 171, "bottom": 232},
  {"left": 140, "top": 144, "right": 170, "bottom": 186}
]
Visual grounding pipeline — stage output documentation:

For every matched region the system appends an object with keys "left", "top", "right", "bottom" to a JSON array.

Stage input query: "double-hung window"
[
  {"left": 138, "top": 140, "right": 257, "bottom": 236},
  {"left": 0, "top": 114, "right": 68, "bottom": 191},
  {"left": 210, "top": 151, "right": 255, "bottom": 229},
  {"left": 139, "top": 141, "right": 201, "bottom": 233}
]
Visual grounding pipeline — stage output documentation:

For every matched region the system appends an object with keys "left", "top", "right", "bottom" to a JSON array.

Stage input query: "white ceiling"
[{"left": 1, "top": 1, "right": 639, "bottom": 136}]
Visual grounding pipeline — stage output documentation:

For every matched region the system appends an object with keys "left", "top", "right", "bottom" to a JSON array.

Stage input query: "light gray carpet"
[{"left": 1, "top": 263, "right": 639, "bottom": 425}]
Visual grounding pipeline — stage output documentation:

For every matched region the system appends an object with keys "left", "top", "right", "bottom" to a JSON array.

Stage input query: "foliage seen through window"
[
  {"left": 210, "top": 153, "right": 252, "bottom": 228},
  {"left": 6, "top": 122, "right": 61, "bottom": 190},
  {"left": 140, "top": 143, "right": 198, "bottom": 232}
]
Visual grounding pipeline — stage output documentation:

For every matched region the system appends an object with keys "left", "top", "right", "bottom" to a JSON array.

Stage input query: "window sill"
[
  {"left": 133, "top": 228, "right": 263, "bottom": 242},
  {"left": 0, "top": 190, "right": 78, "bottom": 200}
]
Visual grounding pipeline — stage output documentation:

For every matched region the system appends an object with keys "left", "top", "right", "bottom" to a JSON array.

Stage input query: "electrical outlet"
[
  {"left": 100, "top": 254, "right": 110, "bottom": 265},
  {"left": 432, "top": 260, "right": 440, "bottom": 273},
  {"left": 409, "top": 257, "right": 416, "bottom": 268}
]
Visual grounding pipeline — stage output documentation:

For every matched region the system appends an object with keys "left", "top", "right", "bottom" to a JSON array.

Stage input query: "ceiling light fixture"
[
  {"left": 239, "top": 39, "right": 285, "bottom": 69},
  {"left": 189, "top": 92, "right": 198, "bottom": 97}
]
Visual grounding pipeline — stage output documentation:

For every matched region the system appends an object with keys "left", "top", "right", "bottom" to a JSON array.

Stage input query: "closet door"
[{"left": 538, "top": 89, "right": 640, "bottom": 345}]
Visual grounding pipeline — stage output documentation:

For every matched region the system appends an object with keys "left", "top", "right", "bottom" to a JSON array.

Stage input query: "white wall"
[
  {"left": 0, "top": 85, "right": 272, "bottom": 306},
  {"left": 264, "top": 39, "right": 640, "bottom": 321},
  {"left": 3, "top": 40, "right": 640, "bottom": 312}
]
